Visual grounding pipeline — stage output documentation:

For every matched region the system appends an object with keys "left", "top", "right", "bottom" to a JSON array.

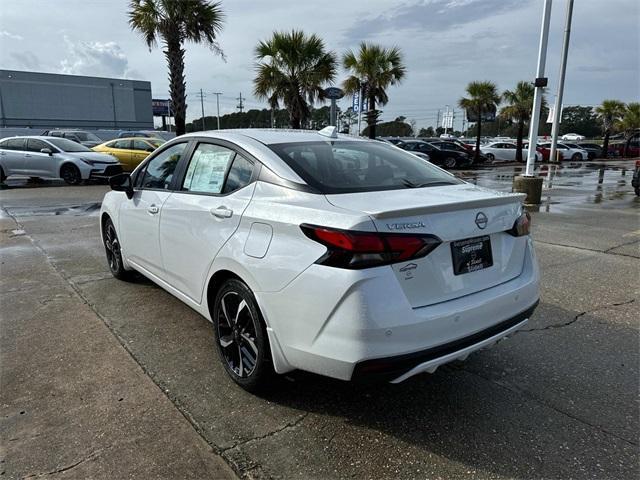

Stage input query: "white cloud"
[
  {"left": 0, "top": 30, "right": 23, "bottom": 40},
  {"left": 59, "top": 36, "right": 133, "bottom": 78}
]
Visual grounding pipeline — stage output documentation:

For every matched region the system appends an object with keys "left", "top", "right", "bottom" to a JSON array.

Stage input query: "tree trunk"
[
  {"left": 291, "top": 115, "right": 301, "bottom": 129},
  {"left": 474, "top": 108, "right": 482, "bottom": 162},
  {"left": 367, "top": 95, "right": 377, "bottom": 139},
  {"left": 601, "top": 130, "right": 610, "bottom": 158},
  {"left": 624, "top": 134, "right": 631, "bottom": 158},
  {"left": 164, "top": 38, "right": 187, "bottom": 136},
  {"left": 515, "top": 119, "right": 525, "bottom": 162}
]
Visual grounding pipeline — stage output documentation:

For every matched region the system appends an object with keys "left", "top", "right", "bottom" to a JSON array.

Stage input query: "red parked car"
[{"left": 523, "top": 143, "right": 563, "bottom": 162}]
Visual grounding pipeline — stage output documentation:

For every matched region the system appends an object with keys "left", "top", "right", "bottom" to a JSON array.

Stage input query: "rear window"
[{"left": 268, "top": 141, "right": 462, "bottom": 194}]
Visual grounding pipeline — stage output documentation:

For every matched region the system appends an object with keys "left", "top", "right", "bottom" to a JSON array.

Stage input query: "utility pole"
[
  {"left": 549, "top": 0, "right": 574, "bottom": 164},
  {"left": 436, "top": 109, "right": 441, "bottom": 133},
  {"left": 514, "top": 0, "right": 553, "bottom": 205},
  {"left": 236, "top": 92, "right": 244, "bottom": 113},
  {"left": 212, "top": 92, "right": 222, "bottom": 129},
  {"left": 196, "top": 89, "right": 206, "bottom": 131}
]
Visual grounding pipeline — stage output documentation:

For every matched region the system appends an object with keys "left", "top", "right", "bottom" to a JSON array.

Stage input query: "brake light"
[
  {"left": 508, "top": 212, "right": 531, "bottom": 237},
  {"left": 301, "top": 224, "right": 442, "bottom": 269}
]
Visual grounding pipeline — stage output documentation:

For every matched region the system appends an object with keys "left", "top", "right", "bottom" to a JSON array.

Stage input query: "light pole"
[
  {"left": 514, "top": 0, "right": 553, "bottom": 205},
  {"left": 549, "top": 0, "right": 574, "bottom": 164}
]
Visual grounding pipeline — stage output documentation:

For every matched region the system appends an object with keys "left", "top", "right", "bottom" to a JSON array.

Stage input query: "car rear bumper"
[{"left": 258, "top": 238, "right": 540, "bottom": 382}]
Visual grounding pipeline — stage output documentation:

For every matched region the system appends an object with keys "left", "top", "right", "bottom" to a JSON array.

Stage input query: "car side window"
[
  {"left": 113, "top": 140, "right": 131, "bottom": 150},
  {"left": 182, "top": 143, "right": 235, "bottom": 194},
  {"left": 133, "top": 140, "right": 154, "bottom": 152},
  {"left": 5, "top": 138, "right": 25, "bottom": 151},
  {"left": 222, "top": 154, "right": 254, "bottom": 194},
  {"left": 26, "top": 139, "right": 49, "bottom": 152},
  {"left": 139, "top": 142, "right": 187, "bottom": 190}
]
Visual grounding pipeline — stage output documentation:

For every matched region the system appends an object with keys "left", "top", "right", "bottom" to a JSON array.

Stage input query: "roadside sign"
[
  {"left": 546, "top": 104, "right": 563, "bottom": 123},
  {"left": 442, "top": 112, "right": 454, "bottom": 129},
  {"left": 152, "top": 99, "right": 171, "bottom": 116},
  {"left": 352, "top": 90, "right": 360, "bottom": 113},
  {"left": 324, "top": 87, "right": 344, "bottom": 100}
]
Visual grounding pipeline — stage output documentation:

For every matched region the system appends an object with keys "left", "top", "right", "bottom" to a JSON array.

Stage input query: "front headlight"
[{"left": 80, "top": 158, "right": 96, "bottom": 166}]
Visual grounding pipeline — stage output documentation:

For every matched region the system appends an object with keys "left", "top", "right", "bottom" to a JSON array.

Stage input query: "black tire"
[
  {"left": 213, "top": 279, "right": 274, "bottom": 392},
  {"left": 635, "top": 186, "right": 640, "bottom": 196},
  {"left": 60, "top": 163, "right": 82, "bottom": 185},
  {"left": 103, "top": 218, "right": 134, "bottom": 281},
  {"left": 486, "top": 153, "right": 495, "bottom": 162},
  {"left": 444, "top": 157, "right": 457, "bottom": 169},
  {"left": 0, "top": 166, "right": 5, "bottom": 183},
  {"left": 571, "top": 153, "right": 583, "bottom": 161}
]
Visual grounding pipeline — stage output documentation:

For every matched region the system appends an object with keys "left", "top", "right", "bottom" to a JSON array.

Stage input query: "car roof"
[
  {"left": 109, "top": 137, "right": 163, "bottom": 142},
  {"left": 1, "top": 136, "right": 55, "bottom": 141},
  {"left": 181, "top": 128, "right": 369, "bottom": 146}
]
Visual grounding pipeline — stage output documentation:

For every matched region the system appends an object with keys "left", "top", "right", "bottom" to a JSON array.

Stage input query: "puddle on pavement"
[
  {"left": 4, "top": 202, "right": 102, "bottom": 217},
  {"left": 460, "top": 160, "right": 639, "bottom": 213}
]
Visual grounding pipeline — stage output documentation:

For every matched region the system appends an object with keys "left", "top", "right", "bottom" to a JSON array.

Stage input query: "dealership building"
[{"left": 0, "top": 70, "right": 154, "bottom": 130}]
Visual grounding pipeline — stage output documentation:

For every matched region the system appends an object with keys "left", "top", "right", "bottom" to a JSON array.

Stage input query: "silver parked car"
[{"left": 0, "top": 136, "right": 123, "bottom": 185}]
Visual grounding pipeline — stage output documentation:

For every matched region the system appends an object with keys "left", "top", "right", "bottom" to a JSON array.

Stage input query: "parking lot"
[{"left": 1, "top": 160, "right": 638, "bottom": 479}]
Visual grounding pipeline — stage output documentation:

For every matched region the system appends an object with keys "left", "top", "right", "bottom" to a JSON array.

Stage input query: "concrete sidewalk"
[{"left": 0, "top": 215, "right": 236, "bottom": 479}]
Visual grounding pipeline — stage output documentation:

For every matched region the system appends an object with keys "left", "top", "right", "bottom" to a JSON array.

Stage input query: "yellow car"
[{"left": 92, "top": 137, "right": 165, "bottom": 172}]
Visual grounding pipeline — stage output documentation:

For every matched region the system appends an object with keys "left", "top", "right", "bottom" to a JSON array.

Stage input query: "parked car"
[
  {"left": 430, "top": 140, "right": 487, "bottom": 164},
  {"left": 576, "top": 143, "right": 603, "bottom": 159},
  {"left": 480, "top": 142, "right": 542, "bottom": 163},
  {"left": 43, "top": 129, "right": 102, "bottom": 148},
  {"left": 420, "top": 137, "right": 474, "bottom": 154},
  {"left": 538, "top": 142, "right": 589, "bottom": 161},
  {"left": 100, "top": 128, "right": 540, "bottom": 391},
  {"left": 0, "top": 136, "right": 122, "bottom": 185},
  {"left": 561, "top": 133, "right": 586, "bottom": 141},
  {"left": 632, "top": 160, "right": 640, "bottom": 196},
  {"left": 93, "top": 137, "right": 165, "bottom": 172},
  {"left": 116, "top": 130, "right": 162, "bottom": 139},
  {"left": 608, "top": 135, "right": 640, "bottom": 158},
  {"left": 398, "top": 140, "right": 472, "bottom": 168},
  {"left": 522, "top": 143, "right": 563, "bottom": 162}
]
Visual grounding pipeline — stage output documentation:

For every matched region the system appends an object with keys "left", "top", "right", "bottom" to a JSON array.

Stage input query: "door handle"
[
  {"left": 25, "top": 154, "right": 32, "bottom": 157},
  {"left": 147, "top": 204, "right": 159, "bottom": 214},
  {"left": 211, "top": 206, "right": 233, "bottom": 218}
]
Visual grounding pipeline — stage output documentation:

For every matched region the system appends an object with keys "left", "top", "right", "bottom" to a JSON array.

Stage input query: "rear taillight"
[
  {"left": 508, "top": 212, "right": 531, "bottom": 237},
  {"left": 300, "top": 224, "right": 441, "bottom": 269}
]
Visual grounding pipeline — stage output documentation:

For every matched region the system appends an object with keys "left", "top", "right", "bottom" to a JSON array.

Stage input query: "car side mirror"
[
  {"left": 40, "top": 148, "right": 53, "bottom": 156},
  {"left": 109, "top": 173, "right": 134, "bottom": 199}
]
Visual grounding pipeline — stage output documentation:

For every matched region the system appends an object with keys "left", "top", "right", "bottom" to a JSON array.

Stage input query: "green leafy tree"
[
  {"left": 253, "top": 30, "right": 337, "bottom": 129},
  {"left": 501, "top": 81, "right": 539, "bottom": 162},
  {"left": 340, "top": 107, "right": 358, "bottom": 134},
  {"left": 128, "top": 0, "right": 225, "bottom": 136},
  {"left": 595, "top": 99, "right": 626, "bottom": 158},
  {"left": 616, "top": 102, "right": 640, "bottom": 157},
  {"left": 362, "top": 116, "right": 412, "bottom": 137},
  {"left": 459, "top": 81, "right": 500, "bottom": 162},
  {"left": 342, "top": 43, "right": 406, "bottom": 139},
  {"left": 418, "top": 126, "right": 435, "bottom": 137},
  {"left": 558, "top": 106, "right": 599, "bottom": 138}
]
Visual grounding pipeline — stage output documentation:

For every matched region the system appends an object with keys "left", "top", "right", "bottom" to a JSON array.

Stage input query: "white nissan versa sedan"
[{"left": 100, "top": 128, "right": 539, "bottom": 392}]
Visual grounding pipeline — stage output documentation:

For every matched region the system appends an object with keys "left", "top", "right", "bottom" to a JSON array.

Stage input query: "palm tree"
[
  {"left": 128, "top": 0, "right": 224, "bottom": 136},
  {"left": 501, "top": 81, "right": 541, "bottom": 162},
  {"left": 342, "top": 43, "right": 406, "bottom": 139},
  {"left": 616, "top": 102, "right": 640, "bottom": 157},
  {"left": 595, "top": 99, "right": 626, "bottom": 158},
  {"left": 459, "top": 81, "right": 501, "bottom": 162},
  {"left": 253, "top": 30, "right": 337, "bottom": 129}
]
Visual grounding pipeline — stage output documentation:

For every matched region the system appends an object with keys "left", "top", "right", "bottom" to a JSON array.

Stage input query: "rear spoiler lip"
[{"left": 369, "top": 193, "right": 526, "bottom": 219}]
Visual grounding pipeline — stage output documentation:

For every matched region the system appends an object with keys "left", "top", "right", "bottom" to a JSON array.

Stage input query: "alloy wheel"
[
  {"left": 216, "top": 291, "right": 259, "bottom": 378},
  {"left": 444, "top": 157, "right": 457, "bottom": 168},
  {"left": 61, "top": 164, "right": 81, "bottom": 185},
  {"left": 104, "top": 222, "right": 122, "bottom": 274}
]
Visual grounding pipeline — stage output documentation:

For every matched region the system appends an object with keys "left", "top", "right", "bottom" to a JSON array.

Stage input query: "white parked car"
[
  {"left": 100, "top": 128, "right": 540, "bottom": 392},
  {"left": 539, "top": 142, "right": 589, "bottom": 161},
  {"left": 480, "top": 141, "right": 542, "bottom": 162},
  {"left": 561, "top": 133, "right": 585, "bottom": 141},
  {"left": 0, "top": 136, "right": 122, "bottom": 184}
]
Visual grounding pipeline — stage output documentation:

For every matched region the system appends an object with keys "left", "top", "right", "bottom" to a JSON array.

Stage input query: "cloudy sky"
[{"left": 1, "top": 0, "right": 638, "bottom": 129}]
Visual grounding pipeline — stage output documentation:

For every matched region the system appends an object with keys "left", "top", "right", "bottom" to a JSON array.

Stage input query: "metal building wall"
[{"left": 0, "top": 70, "right": 153, "bottom": 129}]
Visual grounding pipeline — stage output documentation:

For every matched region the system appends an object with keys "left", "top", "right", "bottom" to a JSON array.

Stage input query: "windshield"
[
  {"left": 47, "top": 138, "right": 92, "bottom": 152},
  {"left": 268, "top": 141, "right": 462, "bottom": 194},
  {"left": 148, "top": 139, "right": 165, "bottom": 148}
]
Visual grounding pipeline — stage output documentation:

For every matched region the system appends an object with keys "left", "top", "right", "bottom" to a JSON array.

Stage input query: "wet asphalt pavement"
[{"left": 1, "top": 159, "right": 638, "bottom": 479}]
